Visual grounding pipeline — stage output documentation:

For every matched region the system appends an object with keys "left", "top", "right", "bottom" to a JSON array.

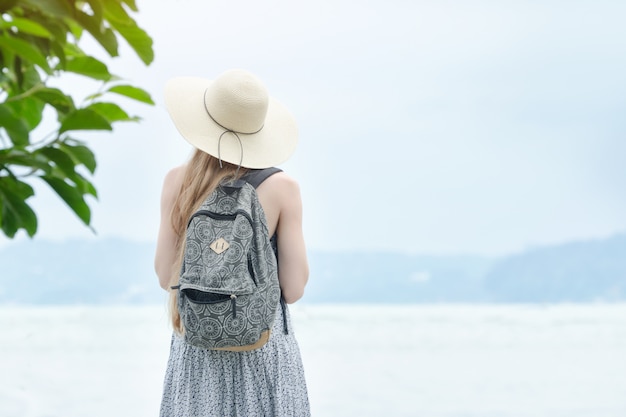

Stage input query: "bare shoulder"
[
  {"left": 163, "top": 164, "right": 186, "bottom": 188},
  {"left": 164, "top": 164, "right": 186, "bottom": 185},
  {"left": 258, "top": 171, "right": 301, "bottom": 197},
  {"left": 161, "top": 164, "right": 186, "bottom": 201}
]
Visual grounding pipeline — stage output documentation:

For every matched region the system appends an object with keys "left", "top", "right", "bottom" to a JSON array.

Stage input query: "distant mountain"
[
  {"left": 304, "top": 252, "right": 493, "bottom": 303},
  {"left": 0, "top": 234, "right": 624, "bottom": 304},
  {"left": 0, "top": 238, "right": 164, "bottom": 305},
  {"left": 484, "top": 234, "right": 626, "bottom": 302}
]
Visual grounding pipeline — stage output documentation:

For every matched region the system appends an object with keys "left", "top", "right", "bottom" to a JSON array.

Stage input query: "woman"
[{"left": 155, "top": 69, "right": 310, "bottom": 416}]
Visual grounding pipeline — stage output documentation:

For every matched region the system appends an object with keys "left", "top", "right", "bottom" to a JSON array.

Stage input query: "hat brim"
[{"left": 164, "top": 76, "right": 298, "bottom": 169}]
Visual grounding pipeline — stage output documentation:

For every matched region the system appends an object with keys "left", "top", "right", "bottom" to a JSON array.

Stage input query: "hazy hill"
[
  {"left": 484, "top": 234, "right": 626, "bottom": 302},
  {"left": 305, "top": 251, "right": 493, "bottom": 303},
  {"left": 0, "top": 234, "right": 624, "bottom": 304},
  {"left": 0, "top": 239, "right": 163, "bottom": 305}
]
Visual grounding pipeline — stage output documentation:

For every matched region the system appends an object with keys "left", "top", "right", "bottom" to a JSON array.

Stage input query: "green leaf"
[
  {"left": 40, "top": 175, "right": 91, "bottom": 225},
  {"left": 2, "top": 17, "right": 53, "bottom": 38},
  {"left": 66, "top": 19, "right": 83, "bottom": 40},
  {"left": 12, "top": 62, "right": 43, "bottom": 92},
  {"left": 69, "top": 170, "right": 98, "bottom": 198},
  {"left": 122, "top": 0, "right": 138, "bottom": 12},
  {"left": 85, "top": 179, "right": 97, "bottom": 197},
  {"left": 104, "top": 5, "right": 154, "bottom": 66},
  {"left": 59, "top": 108, "right": 112, "bottom": 133},
  {"left": 64, "top": 55, "right": 112, "bottom": 81},
  {"left": 107, "top": 84, "right": 154, "bottom": 105},
  {"left": 87, "top": 102, "right": 137, "bottom": 122},
  {"left": 74, "top": 10, "right": 119, "bottom": 57},
  {"left": 0, "top": 0, "right": 19, "bottom": 13},
  {"left": 38, "top": 147, "right": 77, "bottom": 180},
  {"left": 102, "top": 0, "right": 133, "bottom": 24},
  {"left": 63, "top": 42, "right": 83, "bottom": 57},
  {"left": 0, "top": 103, "right": 30, "bottom": 146},
  {"left": 0, "top": 175, "right": 38, "bottom": 237},
  {"left": 5, "top": 96, "right": 45, "bottom": 130},
  {"left": 29, "top": 13, "right": 68, "bottom": 42},
  {"left": 117, "top": 24, "right": 153, "bottom": 65},
  {"left": 49, "top": 39, "right": 67, "bottom": 68},
  {"left": 13, "top": 55, "right": 24, "bottom": 88},
  {"left": 33, "top": 87, "right": 75, "bottom": 114},
  {"left": 0, "top": 35, "right": 52, "bottom": 73},
  {"left": 59, "top": 142, "right": 97, "bottom": 174},
  {"left": 83, "top": 0, "right": 104, "bottom": 21},
  {"left": 22, "top": 0, "right": 73, "bottom": 18},
  {"left": 0, "top": 148, "right": 50, "bottom": 173}
]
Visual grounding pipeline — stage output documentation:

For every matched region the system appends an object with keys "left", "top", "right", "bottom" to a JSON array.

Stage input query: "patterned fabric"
[
  {"left": 177, "top": 179, "right": 281, "bottom": 350},
  {"left": 159, "top": 302, "right": 311, "bottom": 417}
]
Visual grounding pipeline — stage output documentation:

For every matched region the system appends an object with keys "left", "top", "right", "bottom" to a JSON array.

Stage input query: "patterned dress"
[{"left": 159, "top": 297, "right": 310, "bottom": 417}]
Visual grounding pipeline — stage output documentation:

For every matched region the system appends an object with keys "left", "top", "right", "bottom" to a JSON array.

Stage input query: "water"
[{"left": 1, "top": 304, "right": 625, "bottom": 417}]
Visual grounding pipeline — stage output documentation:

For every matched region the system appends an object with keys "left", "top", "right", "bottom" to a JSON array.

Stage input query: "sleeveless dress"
[
  {"left": 159, "top": 237, "right": 310, "bottom": 417},
  {"left": 159, "top": 303, "right": 310, "bottom": 416}
]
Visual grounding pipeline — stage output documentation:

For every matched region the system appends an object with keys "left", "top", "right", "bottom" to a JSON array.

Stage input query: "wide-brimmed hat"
[{"left": 164, "top": 69, "right": 298, "bottom": 169}]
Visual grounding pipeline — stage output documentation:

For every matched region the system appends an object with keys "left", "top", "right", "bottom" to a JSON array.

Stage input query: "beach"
[{"left": 1, "top": 303, "right": 625, "bottom": 417}]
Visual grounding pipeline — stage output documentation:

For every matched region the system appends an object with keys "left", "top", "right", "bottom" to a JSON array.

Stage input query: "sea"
[{"left": 1, "top": 303, "right": 625, "bottom": 417}]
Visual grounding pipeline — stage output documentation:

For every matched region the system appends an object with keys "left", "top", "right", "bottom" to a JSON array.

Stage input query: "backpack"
[{"left": 172, "top": 168, "right": 283, "bottom": 351}]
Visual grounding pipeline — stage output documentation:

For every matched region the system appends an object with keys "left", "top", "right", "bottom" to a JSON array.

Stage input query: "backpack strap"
[
  {"left": 243, "top": 166, "right": 290, "bottom": 334},
  {"left": 243, "top": 167, "right": 282, "bottom": 189}
]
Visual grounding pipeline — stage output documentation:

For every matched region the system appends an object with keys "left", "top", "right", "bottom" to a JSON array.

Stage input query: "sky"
[{"left": 2, "top": 0, "right": 626, "bottom": 256}]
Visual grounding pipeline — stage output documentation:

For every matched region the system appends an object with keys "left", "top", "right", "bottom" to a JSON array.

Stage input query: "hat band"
[{"left": 203, "top": 88, "right": 265, "bottom": 135}]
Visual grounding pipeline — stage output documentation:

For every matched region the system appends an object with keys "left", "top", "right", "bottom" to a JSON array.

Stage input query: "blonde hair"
[{"left": 167, "top": 149, "right": 248, "bottom": 333}]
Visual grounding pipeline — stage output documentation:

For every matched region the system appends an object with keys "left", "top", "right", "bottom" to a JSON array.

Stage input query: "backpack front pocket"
[
  {"left": 181, "top": 286, "right": 245, "bottom": 319},
  {"left": 181, "top": 289, "right": 232, "bottom": 304}
]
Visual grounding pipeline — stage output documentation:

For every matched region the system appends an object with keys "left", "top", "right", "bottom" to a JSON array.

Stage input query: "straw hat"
[{"left": 164, "top": 69, "right": 298, "bottom": 169}]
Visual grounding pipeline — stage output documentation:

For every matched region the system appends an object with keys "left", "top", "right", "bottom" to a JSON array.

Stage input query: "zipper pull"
[{"left": 230, "top": 294, "right": 237, "bottom": 318}]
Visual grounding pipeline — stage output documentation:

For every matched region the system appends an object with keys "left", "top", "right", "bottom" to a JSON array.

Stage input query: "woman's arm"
[
  {"left": 275, "top": 176, "right": 309, "bottom": 303},
  {"left": 154, "top": 166, "right": 185, "bottom": 290}
]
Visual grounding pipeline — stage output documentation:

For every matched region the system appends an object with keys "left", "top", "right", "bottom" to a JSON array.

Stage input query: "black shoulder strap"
[
  {"left": 243, "top": 167, "right": 289, "bottom": 335},
  {"left": 243, "top": 167, "right": 282, "bottom": 189}
]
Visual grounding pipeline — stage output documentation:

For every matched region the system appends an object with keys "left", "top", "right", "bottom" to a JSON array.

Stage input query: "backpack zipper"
[
  {"left": 179, "top": 288, "right": 239, "bottom": 319},
  {"left": 188, "top": 209, "right": 254, "bottom": 228},
  {"left": 230, "top": 294, "right": 237, "bottom": 318},
  {"left": 248, "top": 255, "right": 258, "bottom": 286}
]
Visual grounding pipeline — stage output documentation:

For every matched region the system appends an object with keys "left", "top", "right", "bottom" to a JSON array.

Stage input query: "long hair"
[{"left": 167, "top": 149, "right": 249, "bottom": 333}]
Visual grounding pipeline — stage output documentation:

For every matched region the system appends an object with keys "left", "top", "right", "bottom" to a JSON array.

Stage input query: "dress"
[{"left": 159, "top": 300, "right": 310, "bottom": 417}]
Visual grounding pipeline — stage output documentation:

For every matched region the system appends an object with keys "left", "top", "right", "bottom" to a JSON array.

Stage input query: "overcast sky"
[{"left": 2, "top": 0, "right": 625, "bottom": 255}]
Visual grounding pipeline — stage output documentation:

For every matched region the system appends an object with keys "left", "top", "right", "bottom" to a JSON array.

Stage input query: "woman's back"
[
  {"left": 157, "top": 69, "right": 310, "bottom": 416},
  {"left": 156, "top": 165, "right": 308, "bottom": 304}
]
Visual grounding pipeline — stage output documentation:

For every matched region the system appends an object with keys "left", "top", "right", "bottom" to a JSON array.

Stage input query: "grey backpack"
[{"left": 172, "top": 168, "right": 283, "bottom": 351}]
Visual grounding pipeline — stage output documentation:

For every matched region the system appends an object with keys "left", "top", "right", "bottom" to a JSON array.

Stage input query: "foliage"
[{"left": 0, "top": 0, "right": 154, "bottom": 238}]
